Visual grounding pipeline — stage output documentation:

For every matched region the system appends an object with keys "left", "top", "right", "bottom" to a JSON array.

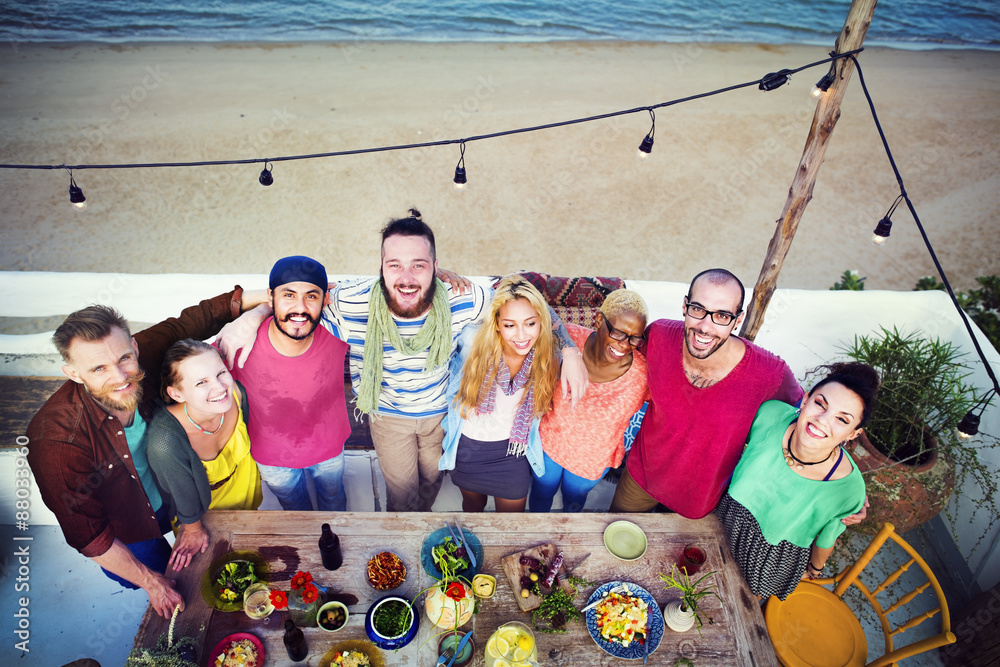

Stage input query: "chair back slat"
[
  {"left": 872, "top": 557, "right": 915, "bottom": 597},
  {"left": 884, "top": 580, "right": 930, "bottom": 615},
  {"left": 833, "top": 523, "right": 896, "bottom": 597},
  {"left": 889, "top": 606, "right": 941, "bottom": 638}
]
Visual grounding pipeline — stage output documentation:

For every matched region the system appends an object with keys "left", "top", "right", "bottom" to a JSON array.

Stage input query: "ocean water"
[{"left": 0, "top": 0, "right": 997, "bottom": 49}]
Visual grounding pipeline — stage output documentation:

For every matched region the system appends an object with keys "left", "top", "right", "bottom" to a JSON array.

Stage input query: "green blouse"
[{"left": 728, "top": 400, "right": 866, "bottom": 549}]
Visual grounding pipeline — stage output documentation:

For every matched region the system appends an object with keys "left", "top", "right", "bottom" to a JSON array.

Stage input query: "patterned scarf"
[
  {"left": 357, "top": 278, "right": 452, "bottom": 416},
  {"left": 477, "top": 348, "right": 535, "bottom": 456}
]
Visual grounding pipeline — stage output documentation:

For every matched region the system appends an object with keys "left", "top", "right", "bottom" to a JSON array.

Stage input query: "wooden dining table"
[{"left": 133, "top": 511, "right": 777, "bottom": 666}]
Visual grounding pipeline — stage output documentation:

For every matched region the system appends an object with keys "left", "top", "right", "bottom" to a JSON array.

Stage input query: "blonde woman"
[{"left": 439, "top": 276, "right": 559, "bottom": 512}]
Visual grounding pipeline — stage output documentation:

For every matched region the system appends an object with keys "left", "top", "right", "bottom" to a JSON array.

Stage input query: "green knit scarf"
[{"left": 357, "top": 278, "right": 453, "bottom": 416}]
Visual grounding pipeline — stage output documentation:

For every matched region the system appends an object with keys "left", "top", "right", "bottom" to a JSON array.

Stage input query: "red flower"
[
  {"left": 269, "top": 590, "right": 288, "bottom": 609},
  {"left": 300, "top": 582, "right": 320, "bottom": 604},
  {"left": 290, "top": 570, "right": 313, "bottom": 591},
  {"left": 445, "top": 582, "right": 466, "bottom": 601}
]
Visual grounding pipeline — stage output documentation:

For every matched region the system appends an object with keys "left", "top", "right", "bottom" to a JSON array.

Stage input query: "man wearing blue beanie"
[{"left": 227, "top": 255, "right": 352, "bottom": 510}]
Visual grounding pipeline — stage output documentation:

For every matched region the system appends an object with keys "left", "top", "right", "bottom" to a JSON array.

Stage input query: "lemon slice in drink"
[
  {"left": 493, "top": 659, "right": 513, "bottom": 667},
  {"left": 499, "top": 627, "right": 520, "bottom": 647},
  {"left": 513, "top": 647, "right": 532, "bottom": 661},
  {"left": 487, "top": 636, "right": 510, "bottom": 659}
]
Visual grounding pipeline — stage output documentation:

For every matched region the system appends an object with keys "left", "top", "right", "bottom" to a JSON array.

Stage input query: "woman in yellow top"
[{"left": 147, "top": 339, "right": 262, "bottom": 572}]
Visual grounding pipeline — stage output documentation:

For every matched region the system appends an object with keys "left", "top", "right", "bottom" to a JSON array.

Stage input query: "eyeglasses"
[
  {"left": 684, "top": 298, "right": 740, "bottom": 326},
  {"left": 603, "top": 317, "right": 645, "bottom": 347}
]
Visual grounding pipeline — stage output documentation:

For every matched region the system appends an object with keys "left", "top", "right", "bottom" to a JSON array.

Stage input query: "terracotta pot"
[{"left": 846, "top": 431, "right": 955, "bottom": 534}]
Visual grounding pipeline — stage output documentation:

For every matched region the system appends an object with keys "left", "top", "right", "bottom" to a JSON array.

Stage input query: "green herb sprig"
[{"left": 531, "top": 575, "right": 598, "bottom": 633}]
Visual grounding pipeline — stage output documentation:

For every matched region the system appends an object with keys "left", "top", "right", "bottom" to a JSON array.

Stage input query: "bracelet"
[{"left": 807, "top": 561, "right": 823, "bottom": 573}]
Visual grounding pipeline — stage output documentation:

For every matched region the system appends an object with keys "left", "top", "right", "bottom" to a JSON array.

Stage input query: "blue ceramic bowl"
[{"left": 365, "top": 596, "right": 419, "bottom": 650}]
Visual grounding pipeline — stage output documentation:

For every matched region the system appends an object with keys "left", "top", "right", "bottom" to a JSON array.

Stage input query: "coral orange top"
[{"left": 540, "top": 324, "right": 649, "bottom": 480}]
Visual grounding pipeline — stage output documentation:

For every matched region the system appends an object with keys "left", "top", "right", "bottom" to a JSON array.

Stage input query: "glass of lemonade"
[
  {"left": 243, "top": 582, "right": 274, "bottom": 624},
  {"left": 485, "top": 621, "right": 537, "bottom": 667}
]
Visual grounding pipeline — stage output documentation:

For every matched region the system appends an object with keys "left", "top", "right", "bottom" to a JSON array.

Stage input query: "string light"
[
  {"left": 67, "top": 171, "right": 86, "bottom": 210},
  {"left": 871, "top": 194, "right": 903, "bottom": 247},
  {"left": 812, "top": 72, "right": 836, "bottom": 97},
  {"left": 759, "top": 69, "right": 792, "bottom": 92},
  {"left": 849, "top": 54, "right": 1000, "bottom": 421},
  {"left": 637, "top": 109, "right": 655, "bottom": 161},
  {"left": 958, "top": 389, "right": 995, "bottom": 439},
  {"left": 453, "top": 142, "right": 467, "bottom": 192},
  {"left": 258, "top": 161, "right": 273, "bottom": 186}
]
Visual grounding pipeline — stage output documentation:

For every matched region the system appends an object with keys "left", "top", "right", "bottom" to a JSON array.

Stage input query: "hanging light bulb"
[
  {"left": 258, "top": 161, "right": 274, "bottom": 187},
  {"left": 637, "top": 109, "right": 655, "bottom": 161},
  {"left": 958, "top": 389, "right": 996, "bottom": 439},
  {"left": 871, "top": 194, "right": 904, "bottom": 247},
  {"left": 871, "top": 217, "right": 892, "bottom": 246},
  {"left": 758, "top": 69, "right": 792, "bottom": 91},
  {"left": 68, "top": 173, "right": 87, "bottom": 210},
  {"left": 452, "top": 142, "right": 467, "bottom": 192},
  {"left": 812, "top": 71, "right": 836, "bottom": 98}
]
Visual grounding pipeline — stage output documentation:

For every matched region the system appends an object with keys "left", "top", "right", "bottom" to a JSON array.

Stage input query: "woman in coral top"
[{"left": 529, "top": 289, "right": 649, "bottom": 512}]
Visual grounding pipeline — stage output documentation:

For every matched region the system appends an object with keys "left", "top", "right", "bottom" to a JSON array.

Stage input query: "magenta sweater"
[{"left": 626, "top": 320, "right": 802, "bottom": 518}]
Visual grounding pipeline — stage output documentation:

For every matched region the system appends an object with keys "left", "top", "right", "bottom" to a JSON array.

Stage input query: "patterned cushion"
[{"left": 492, "top": 272, "right": 626, "bottom": 326}]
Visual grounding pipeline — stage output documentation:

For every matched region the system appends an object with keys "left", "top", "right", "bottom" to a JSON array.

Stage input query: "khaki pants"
[
  {"left": 609, "top": 466, "right": 661, "bottom": 513},
  {"left": 369, "top": 413, "right": 445, "bottom": 512}
]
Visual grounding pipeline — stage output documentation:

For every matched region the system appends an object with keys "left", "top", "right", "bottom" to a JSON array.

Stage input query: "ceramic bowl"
[
  {"left": 365, "top": 596, "right": 419, "bottom": 650},
  {"left": 317, "top": 600, "right": 349, "bottom": 633}
]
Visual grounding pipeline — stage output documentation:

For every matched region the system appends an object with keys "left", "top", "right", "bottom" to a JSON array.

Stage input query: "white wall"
[{"left": 2, "top": 271, "right": 998, "bottom": 590}]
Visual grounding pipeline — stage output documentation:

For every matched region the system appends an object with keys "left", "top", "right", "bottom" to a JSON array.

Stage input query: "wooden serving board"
[{"left": 500, "top": 542, "right": 574, "bottom": 612}]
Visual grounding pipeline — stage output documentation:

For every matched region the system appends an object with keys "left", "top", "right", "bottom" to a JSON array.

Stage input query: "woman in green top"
[{"left": 715, "top": 362, "right": 878, "bottom": 600}]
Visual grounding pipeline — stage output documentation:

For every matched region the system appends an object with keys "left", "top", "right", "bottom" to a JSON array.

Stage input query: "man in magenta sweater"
[{"left": 610, "top": 268, "right": 803, "bottom": 518}]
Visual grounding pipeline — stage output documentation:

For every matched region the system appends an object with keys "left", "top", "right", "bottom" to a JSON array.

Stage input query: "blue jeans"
[
  {"left": 258, "top": 453, "right": 347, "bottom": 511},
  {"left": 529, "top": 451, "right": 608, "bottom": 513},
  {"left": 101, "top": 504, "right": 172, "bottom": 589}
]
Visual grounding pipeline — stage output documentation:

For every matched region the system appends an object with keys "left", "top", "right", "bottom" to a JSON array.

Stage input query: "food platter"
[
  {"left": 499, "top": 542, "right": 575, "bottom": 612},
  {"left": 200, "top": 551, "right": 269, "bottom": 612},
  {"left": 585, "top": 581, "right": 664, "bottom": 660},
  {"left": 208, "top": 632, "right": 264, "bottom": 667},
  {"left": 319, "top": 639, "right": 385, "bottom": 667},
  {"left": 420, "top": 527, "right": 483, "bottom": 580}
]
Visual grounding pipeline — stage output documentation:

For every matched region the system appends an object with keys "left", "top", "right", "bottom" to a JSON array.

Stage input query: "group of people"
[{"left": 27, "top": 208, "right": 873, "bottom": 619}]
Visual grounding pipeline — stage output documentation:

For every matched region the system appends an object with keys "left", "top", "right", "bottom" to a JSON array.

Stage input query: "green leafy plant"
[
  {"left": 841, "top": 326, "right": 999, "bottom": 548},
  {"left": 659, "top": 566, "right": 721, "bottom": 635},
  {"left": 830, "top": 270, "right": 866, "bottom": 291},
  {"left": 531, "top": 575, "right": 598, "bottom": 633}
]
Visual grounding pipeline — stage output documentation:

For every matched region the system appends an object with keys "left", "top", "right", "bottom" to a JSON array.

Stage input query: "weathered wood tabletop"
[{"left": 133, "top": 511, "right": 777, "bottom": 666}]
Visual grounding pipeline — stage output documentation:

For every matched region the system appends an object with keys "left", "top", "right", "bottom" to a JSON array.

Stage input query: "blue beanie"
[{"left": 269, "top": 256, "right": 328, "bottom": 292}]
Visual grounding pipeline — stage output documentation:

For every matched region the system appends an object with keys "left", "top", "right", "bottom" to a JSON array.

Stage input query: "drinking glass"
[
  {"left": 676, "top": 544, "right": 706, "bottom": 576},
  {"left": 485, "top": 621, "right": 537, "bottom": 667},
  {"left": 243, "top": 582, "right": 274, "bottom": 626}
]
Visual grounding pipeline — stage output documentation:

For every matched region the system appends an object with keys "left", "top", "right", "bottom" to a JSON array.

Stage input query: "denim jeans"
[
  {"left": 101, "top": 503, "right": 172, "bottom": 589},
  {"left": 258, "top": 453, "right": 347, "bottom": 511},
  {"left": 529, "top": 451, "right": 608, "bottom": 513}
]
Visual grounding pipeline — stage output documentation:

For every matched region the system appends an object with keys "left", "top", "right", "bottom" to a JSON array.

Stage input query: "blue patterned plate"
[
  {"left": 585, "top": 581, "right": 664, "bottom": 660},
  {"left": 420, "top": 527, "right": 483, "bottom": 580}
]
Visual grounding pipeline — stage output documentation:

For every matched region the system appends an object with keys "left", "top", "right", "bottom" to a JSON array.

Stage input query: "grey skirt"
[{"left": 450, "top": 434, "right": 531, "bottom": 499}]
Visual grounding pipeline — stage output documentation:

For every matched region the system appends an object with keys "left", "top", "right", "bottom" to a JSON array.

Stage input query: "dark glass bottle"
[
  {"left": 283, "top": 619, "right": 308, "bottom": 662},
  {"left": 319, "top": 523, "right": 343, "bottom": 570}
]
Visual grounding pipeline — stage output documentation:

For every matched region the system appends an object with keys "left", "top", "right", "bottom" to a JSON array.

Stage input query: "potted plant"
[
  {"left": 268, "top": 570, "right": 324, "bottom": 627},
  {"left": 841, "top": 326, "right": 998, "bottom": 534},
  {"left": 659, "top": 566, "right": 720, "bottom": 635}
]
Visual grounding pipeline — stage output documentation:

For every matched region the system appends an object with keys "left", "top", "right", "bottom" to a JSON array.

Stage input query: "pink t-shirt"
[
  {"left": 228, "top": 318, "right": 351, "bottom": 468},
  {"left": 540, "top": 324, "right": 649, "bottom": 480},
  {"left": 627, "top": 319, "right": 802, "bottom": 519}
]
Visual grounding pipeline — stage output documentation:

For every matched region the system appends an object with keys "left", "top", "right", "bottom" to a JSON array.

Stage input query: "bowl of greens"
[
  {"left": 200, "top": 551, "right": 269, "bottom": 612},
  {"left": 420, "top": 527, "right": 483, "bottom": 580},
  {"left": 364, "top": 596, "right": 419, "bottom": 650}
]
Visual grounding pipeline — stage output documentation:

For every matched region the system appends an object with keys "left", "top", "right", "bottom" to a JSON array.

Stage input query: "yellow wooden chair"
[{"left": 764, "top": 523, "right": 957, "bottom": 667}]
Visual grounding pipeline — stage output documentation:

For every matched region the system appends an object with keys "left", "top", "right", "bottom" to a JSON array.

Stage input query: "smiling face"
[
  {"left": 796, "top": 381, "right": 864, "bottom": 448},
  {"left": 62, "top": 327, "right": 145, "bottom": 414},
  {"left": 682, "top": 277, "right": 744, "bottom": 360},
  {"left": 596, "top": 310, "right": 646, "bottom": 364},
  {"left": 380, "top": 234, "right": 438, "bottom": 319},
  {"left": 270, "top": 281, "right": 327, "bottom": 341},
  {"left": 165, "top": 350, "right": 234, "bottom": 415},
  {"left": 498, "top": 297, "right": 541, "bottom": 359}
]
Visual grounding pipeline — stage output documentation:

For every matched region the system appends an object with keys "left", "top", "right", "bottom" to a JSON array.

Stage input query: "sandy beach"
[{"left": 1, "top": 41, "right": 997, "bottom": 293}]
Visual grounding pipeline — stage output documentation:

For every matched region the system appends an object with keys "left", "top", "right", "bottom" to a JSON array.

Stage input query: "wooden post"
[{"left": 740, "top": 0, "right": 879, "bottom": 341}]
